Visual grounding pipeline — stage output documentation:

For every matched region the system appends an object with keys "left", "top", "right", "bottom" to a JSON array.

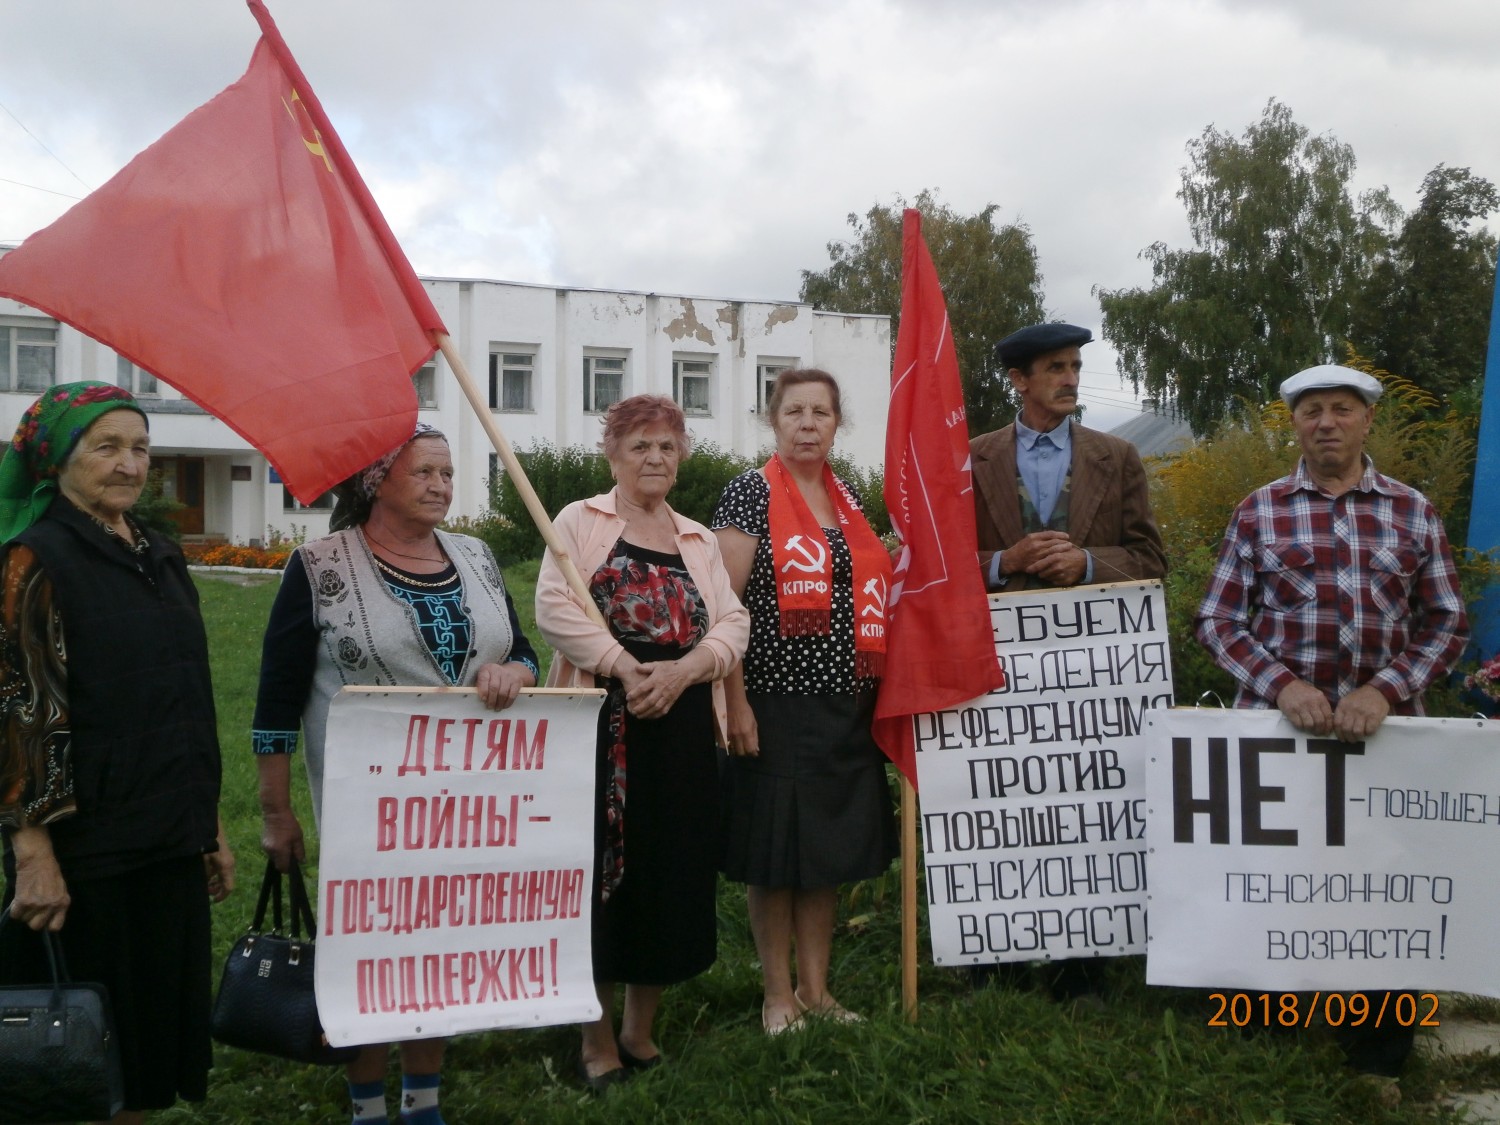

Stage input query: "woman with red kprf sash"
[{"left": 712, "top": 368, "right": 898, "bottom": 1036}]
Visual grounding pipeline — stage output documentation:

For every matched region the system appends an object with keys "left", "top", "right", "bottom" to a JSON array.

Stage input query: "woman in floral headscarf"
[
  {"left": 0, "top": 381, "right": 236, "bottom": 1122},
  {"left": 252, "top": 423, "right": 538, "bottom": 1125}
]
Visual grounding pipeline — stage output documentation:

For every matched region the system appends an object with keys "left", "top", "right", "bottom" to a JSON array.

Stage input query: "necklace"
[
  {"left": 373, "top": 555, "right": 459, "bottom": 589},
  {"left": 364, "top": 530, "right": 445, "bottom": 563},
  {"left": 93, "top": 513, "right": 149, "bottom": 556}
]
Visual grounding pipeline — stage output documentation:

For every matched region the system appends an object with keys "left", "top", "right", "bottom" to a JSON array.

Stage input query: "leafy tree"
[
  {"left": 799, "top": 189, "right": 1046, "bottom": 435},
  {"left": 1098, "top": 100, "right": 1395, "bottom": 434},
  {"left": 1350, "top": 164, "right": 1498, "bottom": 411}
]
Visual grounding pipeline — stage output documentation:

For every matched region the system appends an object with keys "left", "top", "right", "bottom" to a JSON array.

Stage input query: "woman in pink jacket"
[{"left": 536, "top": 394, "right": 748, "bottom": 1092}]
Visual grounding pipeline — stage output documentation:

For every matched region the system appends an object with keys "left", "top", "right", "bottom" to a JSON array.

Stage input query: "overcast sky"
[{"left": 3, "top": 0, "right": 1497, "bottom": 429}]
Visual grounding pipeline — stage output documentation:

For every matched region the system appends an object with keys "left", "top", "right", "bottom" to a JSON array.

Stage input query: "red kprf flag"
[
  {"left": 873, "top": 210, "right": 1005, "bottom": 787},
  {"left": 0, "top": 0, "right": 445, "bottom": 503}
]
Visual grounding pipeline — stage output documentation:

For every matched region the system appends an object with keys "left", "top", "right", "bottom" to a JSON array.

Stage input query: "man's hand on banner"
[
  {"left": 1275, "top": 679, "right": 1335, "bottom": 736},
  {"left": 1332, "top": 683, "right": 1391, "bottom": 742},
  {"left": 1004, "top": 530, "right": 1087, "bottom": 586}
]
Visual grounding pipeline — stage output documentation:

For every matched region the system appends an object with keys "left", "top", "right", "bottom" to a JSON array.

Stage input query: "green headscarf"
[{"left": 0, "top": 381, "right": 147, "bottom": 543}]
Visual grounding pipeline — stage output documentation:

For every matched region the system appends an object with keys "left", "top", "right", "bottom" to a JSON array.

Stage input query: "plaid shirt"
[{"left": 1195, "top": 457, "right": 1467, "bottom": 712}]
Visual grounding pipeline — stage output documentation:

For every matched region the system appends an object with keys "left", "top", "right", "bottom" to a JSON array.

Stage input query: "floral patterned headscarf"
[
  {"left": 0, "top": 382, "right": 146, "bottom": 543},
  {"left": 354, "top": 422, "right": 445, "bottom": 501},
  {"left": 329, "top": 422, "right": 447, "bottom": 532}
]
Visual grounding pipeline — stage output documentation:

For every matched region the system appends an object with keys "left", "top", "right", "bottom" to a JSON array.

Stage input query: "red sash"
[{"left": 764, "top": 454, "right": 891, "bottom": 678}]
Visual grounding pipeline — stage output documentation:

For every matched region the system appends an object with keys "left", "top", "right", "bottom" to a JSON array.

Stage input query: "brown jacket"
[{"left": 970, "top": 421, "right": 1166, "bottom": 591}]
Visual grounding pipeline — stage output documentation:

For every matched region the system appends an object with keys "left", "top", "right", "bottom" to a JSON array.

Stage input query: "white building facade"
[{"left": 0, "top": 267, "right": 891, "bottom": 545}]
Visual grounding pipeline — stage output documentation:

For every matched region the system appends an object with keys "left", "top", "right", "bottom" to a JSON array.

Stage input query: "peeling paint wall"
[
  {"left": 716, "top": 303, "right": 741, "bottom": 345},
  {"left": 763, "top": 305, "right": 799, "bottom": 332},
  {"left": 663, "top": 298, "right": 716, "bottom": 345}
]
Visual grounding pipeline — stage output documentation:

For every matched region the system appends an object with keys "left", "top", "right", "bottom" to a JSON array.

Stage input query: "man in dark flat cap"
[
  {"left": 971, "top": 322, "right": 1165, "bottom": 594},
  {"left": 968, "top": 322, "right": 1166, "bottom": 1004}
]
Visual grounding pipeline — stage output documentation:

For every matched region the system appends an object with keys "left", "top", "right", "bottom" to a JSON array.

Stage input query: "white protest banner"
[
  {"left": 915, "top": 581, "right": 1172, "bottom": 966},
  {"left": 1145, "top": 708, "right": 1500, "bottom": 995},
  {"left": 316, "top": 687, "right": 603, "bottom": 1044}
]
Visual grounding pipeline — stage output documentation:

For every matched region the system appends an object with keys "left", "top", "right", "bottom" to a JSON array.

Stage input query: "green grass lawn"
[{"left": 141, "top": 567, "right": 1477, "bottom": 1122}]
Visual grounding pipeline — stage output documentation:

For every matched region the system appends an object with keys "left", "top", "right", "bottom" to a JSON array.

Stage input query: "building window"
[
  {"left": 413, "top": 362, "right": 438, "bottom": 409},
  {"left": 282, "top": 486, "right": 335, "bottom": 511},
  {"left": 489, "top": 350, "right": 535, "bottom": 412},
  {"left": 583, "top": 352, "right": 626, "bottom": 413},
  {"left": 269, "top": 462, "right": 334, "bottom": 511},
  {"left": 0, "top": 319, "right": 58, "bottom": 393},
  {"left": 115, "top": 355, "right": 159, "bottom": 396},
  {"left": 757, "top": 359, "right": 796, "bottom": 413},
  {"left": 673, "top": 356, "right": 713, "bottom": 416}
]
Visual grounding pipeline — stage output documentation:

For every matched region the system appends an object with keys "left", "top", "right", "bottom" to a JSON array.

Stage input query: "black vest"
[{"left": 12, "top": 498, "right": 221, "bottom": 879}]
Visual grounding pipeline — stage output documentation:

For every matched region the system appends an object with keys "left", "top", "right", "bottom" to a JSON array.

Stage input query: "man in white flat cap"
[{"left": 1195, "top": 363, "right": 1468, "bottom": 1080}]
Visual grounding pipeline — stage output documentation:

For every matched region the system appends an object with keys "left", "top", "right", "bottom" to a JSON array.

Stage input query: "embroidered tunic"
[{"left": 252, "top": 527, "right": 538, "bottom": 807}]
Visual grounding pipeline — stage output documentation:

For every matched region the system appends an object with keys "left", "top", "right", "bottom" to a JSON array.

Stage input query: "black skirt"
[
  {"left": 0, "top": 852, "right": 212, "bottom": 1111},
  {"left": 591, "top": 665, "right": 720, "bottom": 986},
  {"left": 721, "top": 690, "right": 898, "bottom": 889}
]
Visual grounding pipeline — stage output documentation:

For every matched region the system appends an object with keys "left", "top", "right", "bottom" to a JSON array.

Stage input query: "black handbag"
[
  {"left": 0, "top": 913, "right": 125, "bottom": 1124},
  {"left": 210, "top": 858, "right": 356, "bottom": 1065}
]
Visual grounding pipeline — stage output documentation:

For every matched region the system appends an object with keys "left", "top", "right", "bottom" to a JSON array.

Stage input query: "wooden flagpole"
[
  {"left": 901, "top": 774, "right": 918, "bottom": 1021},
  {"left": 433, "top": 332, "right": 606, "bottom": 629},
  {"left": 441, "top": 327, "right": 920, "bottom": 1012}
]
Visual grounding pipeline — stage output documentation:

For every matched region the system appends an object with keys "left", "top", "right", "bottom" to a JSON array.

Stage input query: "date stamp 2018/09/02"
[{"left": 1207, "top": 992, "right": 1440, "bottom": 1029}]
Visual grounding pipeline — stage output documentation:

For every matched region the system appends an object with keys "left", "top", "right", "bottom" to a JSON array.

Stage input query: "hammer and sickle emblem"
[
  {"left": 861, "top": 576, "right": 887, "bottom": 617},
  {"left": 779, "top": 535, "right": 827, "bottom": 575},
  {"left": 282, "top": 88, "right": 334, "bottom": 172}
]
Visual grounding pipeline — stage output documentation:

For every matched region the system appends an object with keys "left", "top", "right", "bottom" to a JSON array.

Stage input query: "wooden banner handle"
[{"left": 434, "top": 333, "right": 606, "bottom": 629}]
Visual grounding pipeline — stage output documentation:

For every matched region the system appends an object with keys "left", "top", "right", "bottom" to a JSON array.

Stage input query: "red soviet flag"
[
  {"left": 0, "top": 0, "right": 445, "bottom": 503},
  {"left": 873, "top": 209, "right": 1005, "bottom": 788}
]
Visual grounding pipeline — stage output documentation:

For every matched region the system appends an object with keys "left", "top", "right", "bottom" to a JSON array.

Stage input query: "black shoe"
[
  {"left": 1046, "top": 958, "right": 1107, "bottom": 1004},
  {"left": 577, "top": 1057, "right": 628, "bottom": 1094},
  {"left": 618, "top": 1044, "right": 663, "bottom": 1071}
]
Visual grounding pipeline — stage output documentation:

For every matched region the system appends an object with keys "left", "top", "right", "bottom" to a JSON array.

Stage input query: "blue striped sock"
[
  {"left": 349, "top": 1079, "right": 387, "bottom": 1124},
  {"left": 400, "top": 1071, "right": 443, "bottom": 1125}
]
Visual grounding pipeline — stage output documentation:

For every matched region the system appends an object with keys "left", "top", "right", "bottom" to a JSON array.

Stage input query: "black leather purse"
[
  {"left": 0, "top": 913, "right": 125, "bottom": 1124},
  {"left": 210, "top": 858, "right": 356, "bottom": 1065}
]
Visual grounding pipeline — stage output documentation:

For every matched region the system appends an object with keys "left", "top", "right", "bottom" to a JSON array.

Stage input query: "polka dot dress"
[{"left": 711, "top": 470, "right": 878, "bottom": 696}]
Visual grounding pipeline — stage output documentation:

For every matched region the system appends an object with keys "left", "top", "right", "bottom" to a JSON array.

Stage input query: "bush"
[
  {"left": 132, "top": 468, "right": 185, "bottom": 541},
  {"left": 442, "top": 513, "right": 514, "bottom": 568},
  {"left": 1160, "top": 542, "right": 1237, "bottom": 706},
  {"left": 829, "top": 453, "right": 889, "bottom": 537},
  {"left": 485, "top": 440, "right": 890, "bottom": 558},
  {"left": 667, "top": 441, "right": 757, "bottom": 526},
  {"left": 485, "top": 442, "right": 615, "bottom": 561}
]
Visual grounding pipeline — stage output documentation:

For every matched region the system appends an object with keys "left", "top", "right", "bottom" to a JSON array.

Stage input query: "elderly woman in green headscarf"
[{"left": 0, "top": 381, "right": 234, "bottom": 1124}]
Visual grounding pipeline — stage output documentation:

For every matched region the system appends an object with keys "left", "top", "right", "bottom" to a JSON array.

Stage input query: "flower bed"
[{"left": 181, "top": 542, "right": 292, "bottom": 570}]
